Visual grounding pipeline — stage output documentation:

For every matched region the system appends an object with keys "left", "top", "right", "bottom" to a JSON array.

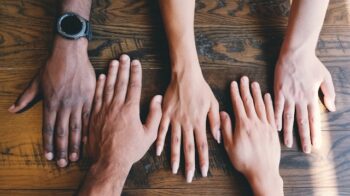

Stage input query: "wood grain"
[{"left": 0, "top": 0, "right": 349, "bottom": 195}]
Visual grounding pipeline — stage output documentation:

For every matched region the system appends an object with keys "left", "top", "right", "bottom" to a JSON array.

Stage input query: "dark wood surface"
[{"left": 0, "top": 0, "right": 350, "bottom": 195}]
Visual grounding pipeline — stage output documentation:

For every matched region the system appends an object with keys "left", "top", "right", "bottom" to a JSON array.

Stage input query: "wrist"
[
  {"left": 280, "top": 37, "right": 316, "bottom": 58},
  {"left": 52, "top": 35, "right": 88, "bottom": 53},
  {"left": 246, "top": 172, "right": 283, "bottom": 196},
  {"left": 171, "top": 60, "right": 203, "bottom": 82},
  {"left": 277, "top": 44, "right": 316, "bottom": 66},
  {"left": 61, "top": 1, "right": 91, "bottom": 20},
  {"left": 79, "top": 157, "right": 131, "bottom": 196}
]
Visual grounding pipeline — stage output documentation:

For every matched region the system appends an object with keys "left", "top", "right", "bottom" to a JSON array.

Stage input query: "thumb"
[
  {"left": 320, "top": 72, "right": 336, "bottom": 112},
  {"left": 8, "top": 75, "right": 40, "bottom": 113},
  {"left": 144, "top": 95, "right": 163, "bottom": 142}
]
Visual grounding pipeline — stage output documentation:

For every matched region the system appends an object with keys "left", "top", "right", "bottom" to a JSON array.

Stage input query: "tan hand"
[
  {"left": 156, "top": 65, "right": 220, "bottom": 182},
  {"left": 221, "top": 76, "right": 282, "bottom": 196},
  {"left": 274, "top": 51, "right": 336, "bottom": 153},
  {"left": 87, "top": 55, "right": 162, "bottom": 166}
]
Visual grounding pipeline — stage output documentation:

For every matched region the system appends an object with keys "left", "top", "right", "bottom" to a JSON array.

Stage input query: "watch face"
[
  {"left": 61, "top": 15, "right": 83, "bottom": 35},
  {"left": 57, "top": 13, "right": 87, "bottom": 39}
]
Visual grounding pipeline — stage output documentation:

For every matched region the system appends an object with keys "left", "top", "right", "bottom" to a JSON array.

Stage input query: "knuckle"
[
  {"left": 57, "top": 151, "right": 67, "bottom": 158},
  {"left": 44, "top": 143, "right": 53, "bottom": 151},
  {"left": 56, "top": 127, "right": 67, "bottom": 138},
  {"left": 172, "top": 135, "right": 180, "bottom": 144},
  {"left": 243, "top": 96, "right": 252, "bottom": 105},
  {"left": 43, "top": 124, "right": 54, "bottom": 136},
  {"left": 284, "top": 112, "right": 294, "bottom": 121},
  {"left": 105, "top": 84, "right": 114, "bottom": 92},
  {"left": 119, "top": 81, "right": 128, "bottom": 88},
  {"left": 298, "top": 118, "right": 307, "bottom": 126},
  {"left": 70, "top": 143, "right": 80, "bottom": 152},
  {"left": 45, "top": 101, "right": 58, "bottom": 111},
  {"left": 185, "top": 161, "right": 194, "bottom": 170},
  {"left": 82, "top": 110, "right": 90, "bottom": 120},
  {"left": 198, "top": 141, "right": 208, "bottom": 152},
  {"left": 129, "top": 81, "right": 141, "bottom": 89},
  {"left": 61, "top": 99, "right": 71, "bottom": 107},
  {"left": 185, "top": 143, "right": 194, "bottom": 152},
  {"left": 171, "top": 152, "right": 179, "bottom": 161}
]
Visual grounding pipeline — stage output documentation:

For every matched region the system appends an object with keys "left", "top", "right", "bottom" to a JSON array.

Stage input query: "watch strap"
[{"left": 84, "top": 21, "right": 92, "bottom": 41}]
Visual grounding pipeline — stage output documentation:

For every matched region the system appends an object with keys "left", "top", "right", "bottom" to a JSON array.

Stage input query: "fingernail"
[
  {"left": 285, "top": 139, "right": 292, "bottom": 148},
  {"left": 82, "top": 136, "right": 87, "bottom": 144},
  {"left": 111, "top": 60, "right": 119, "bottom": 66},
  {"left": 120, "top": 54, "right": 130, "bottom": 61},
  {"left": 57, "top": 159, "right": 68, "bottom": 167},
  {"left": 172, "top": 162, "right": 179, "bottom": 174},
  {"left": 69, "top": 153, "right": 78, "bottom": 162},
  {"left": 201, "top": 165, "right": 208, "bottom": 177},
  {"left": 156, "top": 145, "right": 162, "bottom": 156},
  {"left": 154, "top": 95, "right": 163, "bottom": 104},
  {"left": 45, "top": 152, "right": 53, "bottom": 160},
  {"left": 186, "top": 169, "right": 195, "bottom": 183},
  {"left": 216, "top": 130, "right": 221, "bottom": 144},
  {"left": 231, "top": 81, "right": 238, "bottom": 88},
  {"left": 241, "top": 76, "right": 248, "bottom": 82},
  {"left": 99, "top": 74, "right": 106, "bottom": 80},
  {"left": 8, "top": 104, "right": 15, "bottom": 112},
  {"left": 330, "top": 103, "right": 336, "bottom": 112},
  {"left": 303, "top": 145, "right": 311, "bottom": 154}
]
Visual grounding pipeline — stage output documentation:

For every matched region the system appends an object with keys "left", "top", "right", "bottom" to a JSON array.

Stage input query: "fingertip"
[
  {"left": 241, "top": 75, "right": 249, "bottom": 83},
  {"left": 156, "top": 145, "right": 163, "bottom": 156},
  {"left": 220, "top": 111, "right": 228, "bottom": 120},
  {"left": 57, "top": 159, "right": 68, "bottom": 168},
  {"left": 285, "top": 137, "right": 292, "bottom": 148},
  {"left": 8, "top": 104, "right": 15, "bottom": 113},
  {"left": 110, "top": 59, "right": 119, "bottom": 67},
  {"left": 120, "top": 54, "right": 130, "bottom": 62},
  {"left": 131, "top": 59, "right": 141, "bottom": 66},
  {"left": 325, "top": 99, "right": 336, "bottom": 112},
  {"left": 201, "top": 164, "right": 208, "bottom": 177},
  {"left": 99, "top": 74, "right": 106, "bottom": 80},
  {"left": 69, "top": 152, "right": 79, "bottom": 162},
  {"left": 45, "top": 152, "right": 54, "bottom": 161},
  {"left": 153, "top": 95, "right": 163, "bottom": 105},
  {"left": 82, "top": 136, "right": 87, "bottom": 144},
  {"left": 172, "top": 161, "right": 179, "bottom": 174},
  {"left": 303, "top": 144, "right": 311, "bottom": 154},
  {"left": 251, "top": 81, "right": 260, "bottom": 89},
  {"left": 186, "top": 169, "right": 195, "bottom": 183},
  {"left": 216, "top": 130, "right": 221, "bottom": 144},
  {"left": 230, "top": 81, "right": 238, "bottom": 89}
]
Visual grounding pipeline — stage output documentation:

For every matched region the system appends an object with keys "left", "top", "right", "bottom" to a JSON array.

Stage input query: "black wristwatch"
[{"left": 56, "top": 12, "right": 92, "bottom": 41}]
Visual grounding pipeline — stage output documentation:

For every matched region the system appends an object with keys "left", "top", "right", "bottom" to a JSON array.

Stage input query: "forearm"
[
  {"left": 61, "top": 0, "right": 92, "bottom": 19},
  {"left": 52, "top": 0, "right": 92, "bottom": 54},
  {"left": 282, "top": 0, "right": 329, "bottom": 53},
  {"left": 78, "top": 159, "right": 131, "bottom": 196},
  {"left": 159, "top": 0, "right": 200, "bottom": 73}
]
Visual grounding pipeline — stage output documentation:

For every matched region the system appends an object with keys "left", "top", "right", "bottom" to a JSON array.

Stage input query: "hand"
[
  {"left": 156, "top": 63, "right": 220, "bottom": 182},
  {"left": 274, "top": 51, "right": 336, "bottom": 153},
  {"left": 80, "top": 55, "right": 163, "bottom": 196},
  {"left": 87, "top": 54, "right": 162, "bottom": 166},
  {"left": 221, "top": 76, "right": 283, "bottom": 196},
  {"left": 8, "top": 36, "right": 96, "bottom": 167}
]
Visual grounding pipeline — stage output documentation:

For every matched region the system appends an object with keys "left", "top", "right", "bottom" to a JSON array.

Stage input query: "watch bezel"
[{"left": 57, "top": 12, "right": 87, "bottom": 40}]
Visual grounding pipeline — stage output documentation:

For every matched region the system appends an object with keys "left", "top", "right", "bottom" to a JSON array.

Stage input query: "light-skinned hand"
[{"left": 221, "top": 76, "right": 283, "bottom": 196}]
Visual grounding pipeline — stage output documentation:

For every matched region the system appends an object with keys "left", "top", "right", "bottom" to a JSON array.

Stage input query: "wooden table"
[{"left": 0, "top": 0, "right": 349, "bottom": 195}]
